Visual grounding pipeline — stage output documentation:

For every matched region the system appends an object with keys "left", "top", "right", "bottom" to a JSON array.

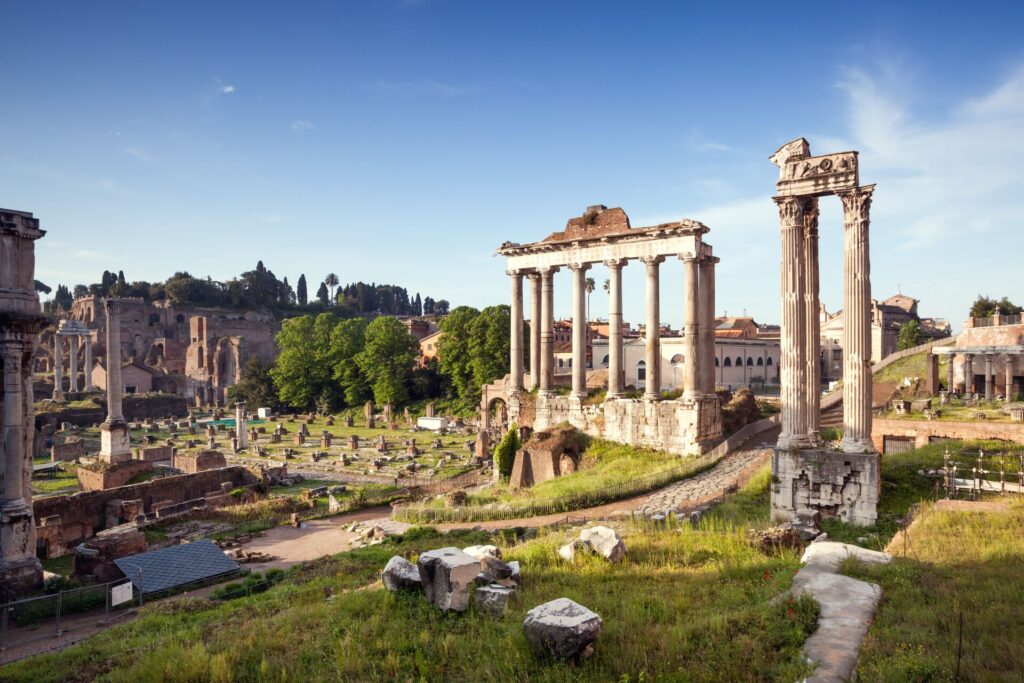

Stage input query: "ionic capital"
[
  {"left": 506, "top": 269, "right": 524, "bottom": 279},
  {"left": 537, "top": 265, "right": 560, "bottom": 276},
  {"left": 568, "top": 262, "right": 592, "bottom": 273},
  {"left": 640, "top": 255, "right": 665, "bottom": 267},
  {"left": 603, "top": 258, "right": 627, "bottom": 269}
]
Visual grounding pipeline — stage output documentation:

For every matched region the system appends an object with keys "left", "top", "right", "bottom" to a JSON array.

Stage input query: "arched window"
[
  {"left": 746, "top": 357, "right": 754, "bottom": 366},
  {"left": 723, "top": 357, "right": 732, "bottom": 367},
  {"left": 757, "top": 357, "right": 764, "bottom": 366},
  {"left": 766, "top": 356, "right": 773, "bottom": 366},
  {"left": 670, "top": 354, "right": 684, "bottom": 364},
  {"left": 637, "top": 360, "right": 646, "bottom": 381},
  {"left": 735, "top": 356, "right": 743, "bottom": 366},
  {"left": 601, "top": 355, "right": 609, "bottom": 366},
  {"left": 714, "top": 357, "right": 720, "bottom": 367}
]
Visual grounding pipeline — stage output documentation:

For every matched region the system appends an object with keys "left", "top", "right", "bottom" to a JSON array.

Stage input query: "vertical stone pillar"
[
  {"left": 68, "top": 335, "right": 79, "bottom": 393},
  {"left": 527, "top": 273, "right": 541, "bottom": 391},
  {"left": 83, "top": 336, "right": 93, "bottom": 391},
  {"left": 605, "top": 259, "right": 625, "bottom": 397},
  {"left": 946, "top": 352, "right": 955, "bottom": 393},
  {"left": 570, "top": 263, "right": 590, "bottom": 399},
  {"left": 52, "top": 335, "right": 63, "bottom": 400},
  {"left": 985, "top": 355, "right": 994, "bottom": 400},
  {"left": 642, "top": 256, "right": 664, "bottom": 400},
  {"left": 838, "top": 187, "right": 875, "bottom": 453},
  {"left": 682, "top": 255, "right": 700, "bottom": 398},
  {"left": 774, "top": 197, "right": 808, "bottom": 449},
  {"left": 1005, "top": 354, "right": 1015, "bottom": 403},
  {"left": 237, "top": 401, "right": 248, "bottom": 449},
  {"left": 698, "top": 256, "right": 717, "bottom": 395},
  {"left": 802, "top": 198, "right": 821, "bottom": 444},
  {"left": 538, "top": 267, "right": 557, "bottom": 393},
  {"left": 508, "top": 270, "right": 524, "bottom": 392},
  {"left": 104, "top": 300, "right": 124, "bottom": 422},
  {"left": 925, "top": 352, "right": 940, "bottom": 396},
  {"left": 1, "top": 340, "right": 27, "bottom": 504},
  {"left": 964, "top": 354, "right": 974, "bottom": 396}
]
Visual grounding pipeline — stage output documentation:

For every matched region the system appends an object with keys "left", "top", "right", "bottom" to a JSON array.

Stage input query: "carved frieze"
[{"left": 773, "top": 147, "right": 860, "bottom": 198}]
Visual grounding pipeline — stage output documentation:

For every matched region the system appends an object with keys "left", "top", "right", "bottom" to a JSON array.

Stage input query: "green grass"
[
  {"left": 40, "top": 553, "right": 74, "bottom": 576},
  {"left": 873, "top": 349, "right": 950, "bottom": 387},
  {"left": 844, "top": 498, "right": 1024, "bottom": 681},
  {"left": 4, "top": 512, "right": 819, "bottom": 682},
  {"left": 31, "top": 465, "right": 80, "bottom": 496}
]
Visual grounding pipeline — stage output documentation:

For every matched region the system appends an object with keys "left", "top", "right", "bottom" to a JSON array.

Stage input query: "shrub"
[{"left": 494, "top": 424, "right": 521, "bottom": 480}]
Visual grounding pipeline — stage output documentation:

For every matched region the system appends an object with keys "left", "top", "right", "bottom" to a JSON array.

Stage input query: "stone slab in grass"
[
  {"left": 417, "top": 547, "right": 480, "bottom": 612},
  {"left": 523, "top": 597, "right": 602, "bottom": 661}
]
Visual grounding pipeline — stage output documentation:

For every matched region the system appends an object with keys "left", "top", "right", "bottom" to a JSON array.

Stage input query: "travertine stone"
[
  {"left": 605, "top": 259, "right": 625, "bottom": 397},
  {"left": 838, "top": 187, "right": 874, "bottom": 453},
  {"left": 642, "top": 256, "right": 664, "bottom": 400},
  {"left": 417, "top": 547, "right": 480, "bottom": 612},
  {"left": 570, "top": 262, "right": 590, "bottom": 399},
  {"left": 527, "top": 273, "right": 541, "bottom": 391},
  {"left": 771, "top": 448, "right": 879, "bottom": 526},
  {"left": 509, "top": 270, "right": 524, "bottom": 392},
  {"left": 539, "top": 266, "right": 557, "bottom": 394},
  {"left": 682, "top": 254, "right": 699, "bottom": 398},
  {"left": 802, "top": 198, "right": 821, "bottom": 443},
  {"left": 523, "top": 598, "right": 602, "bottom": 661},
  {"left": 774, "top": 196, "right": 809, "bottom": 449}
]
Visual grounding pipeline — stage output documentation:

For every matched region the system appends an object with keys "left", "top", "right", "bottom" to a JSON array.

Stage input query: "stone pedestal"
[
  {"left": 771, "top": 448, "right": 879, "bottom": 526},
  {"left": 99, "top": 420, "right": 132, "bottom": 464}
]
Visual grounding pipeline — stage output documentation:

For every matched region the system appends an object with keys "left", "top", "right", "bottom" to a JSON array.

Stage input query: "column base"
[
  {"left": 99, "top": 420, "right": 132, "bottom": 464},
  {"left": 776, "top": 434, "right": 811, "bottom": 450},
  {"left": 771, "top": 447, "right": 880, "bottom": 527},
  {"left": 839, "top": 437, "right": 874, "bottom": 455}
]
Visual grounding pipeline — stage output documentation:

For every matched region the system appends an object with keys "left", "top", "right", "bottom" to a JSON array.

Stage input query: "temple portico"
[
  {"left": 769, "top": 138, "right": 880, "bottom": 526},
  {"left": 496, "top": 205, "right": 722, "bottom": 457},
  {"left": 934, "top": 345, "right": 1024, "bottom": 402},
  {"left": 53, "top": 319, "right": 92, "bottom": 398}
]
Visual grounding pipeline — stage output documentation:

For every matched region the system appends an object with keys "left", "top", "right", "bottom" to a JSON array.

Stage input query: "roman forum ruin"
[
  {"left": 98, "top": 298, "right": 132, "bottom": 464},
  {"left": 0, "top": 209, "right": 45, "bottom": 590},
  {"left": 497, "top": 205, "right": 722, "bottom": 456},
  {"left": 768, "top": 138, "right": 879, "bottom": 526}
]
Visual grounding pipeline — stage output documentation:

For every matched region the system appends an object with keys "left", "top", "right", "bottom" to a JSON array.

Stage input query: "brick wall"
[{"left": 872, "top": 417, "right": 1024, "bottom": 450}]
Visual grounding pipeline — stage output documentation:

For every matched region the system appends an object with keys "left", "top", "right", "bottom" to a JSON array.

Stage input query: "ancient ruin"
[
  {"left": 496, "top": 205, "right": 722, "bottom": 456},
  {"left": 97, "top": 299, "right": 132, "bottom": 464},
  {"left": 768, "top": 138, "right": 879, "bottom": 526},
  {"left": 0, "top": 208, "right": 45, "bottom": 590}
]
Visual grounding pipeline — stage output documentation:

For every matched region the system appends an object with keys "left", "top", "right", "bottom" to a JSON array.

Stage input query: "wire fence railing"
[{"left": 942, "top": 447, "right": 1024, "bottom": 499}]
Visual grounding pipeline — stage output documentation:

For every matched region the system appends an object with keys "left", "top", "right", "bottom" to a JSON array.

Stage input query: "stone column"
[
  {"left": 682, "top": 255, "right": 700, "bottom": 399},
  {"left": 605, "top": 259, "right": 625, "bottom": 397},
  {"left": 802, "top": 198, "right": 821, "bottom": 444},
  {"left": 985, "top": 355, "right": 994, "bottom": 400},
  {"left": 83, "top": 336, "right": 93, "bottom": 391},
  {"left": 237, "top": 401, "right": 248, "bottom": 449},
  {"left": 68, "top": 335, "right": 79, "bottom": 393},
  {"left": 839, "top": 187, "right": 875, "bottom": 453},
  {"left": 774, "top": 196, "right": 808, "bottom": 449},
  {"left": 1005, "top": 354, "right": 1015, "bottom": 403},
  {"left": 698, "top": 256, "right": 716, "bottom": 395},
  {"left": 1, "top": 340, "right": 27, "bottom": 505},
  {"left": 508, "top": 270, "right": 524, "bottom": 393},
  {"left": 538, "top": 266, "right": 558, "bottom": 394},
  {"left": 104, "top": 299, "right": 124, "bottom": 422},
  {"left": 964, "top": 353, "right": 974, "bottom": 396},
  {"left": 52, "top": 335, "right": 63, "bottom": 400},
  {"left": 946, "top": 352, "right": 955, "bottom": 393},
  {"left": 527, "top": 273, "right": 541, "bottom": 391},
  {"left": 570, "top": 263, "right": 590, "bottom": 399},
  {"left": 642, "top": 256, "right": 664, "bottom": 400}
]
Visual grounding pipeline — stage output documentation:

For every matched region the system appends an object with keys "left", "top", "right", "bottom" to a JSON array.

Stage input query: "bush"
[{"left": 494, "top": 424, "right": 521, "bottom": 480}]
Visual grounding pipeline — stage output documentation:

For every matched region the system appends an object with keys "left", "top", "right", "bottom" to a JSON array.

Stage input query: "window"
[
  {"left": 746, "top": 357, "right": 754, "bottom": 366},
  {"left": 601, "top": 355, "right": 609, "bottom": 366},
  {"left": 735, "top": 356, "right": 743, "bottom": 366},
  {"left": 637, "top": 360, "right": 646, "bottom": 381},
  {"left": 724, "top": 357, "right": 732, "bottom": 367},
  {"left": 766, "top": 356, "right": 773, "bottom": 366},
  {"left": 757, "top": 357, "right": 764, "bottom": 366},
  {"left": 714, "top": 357, "right": 720, "bottom": 367}
]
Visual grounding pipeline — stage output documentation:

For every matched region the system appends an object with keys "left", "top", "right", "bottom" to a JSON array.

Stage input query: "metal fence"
[{"left": 942, "top": 447, "right": 1024, "bottom": 498}]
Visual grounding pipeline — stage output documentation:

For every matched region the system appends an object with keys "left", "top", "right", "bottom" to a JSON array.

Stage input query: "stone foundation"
[
  {"left": 771, "top": 448, "right": 879, "bottom": 526},
  {"left": 174, "top": 450, "right": 227, "bottom": 474},
  {"left": 517, "top": 393, "right": 722, "bottom": 457},
  {"left": 77, "top": 460, "right": 154, "bottom": 492}
]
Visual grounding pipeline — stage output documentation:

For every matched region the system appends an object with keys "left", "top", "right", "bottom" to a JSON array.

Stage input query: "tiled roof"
[{"left": 114, "top": 539, "right": 240, "bottom": 594}]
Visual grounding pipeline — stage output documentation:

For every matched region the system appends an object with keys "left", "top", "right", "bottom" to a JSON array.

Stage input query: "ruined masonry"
[{"left": 769, "top": 138, "right": 879, "bottom": 526}]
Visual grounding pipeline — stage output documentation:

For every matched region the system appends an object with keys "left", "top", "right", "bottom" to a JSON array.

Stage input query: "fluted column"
[
  {"left": 570, "top": 263, "right": 590, "bottom": 399},
  {"left": 527, "top": 273, "right": 541, "bottom": 391},
  {"left": 698, "top": 256, "right": 716, "bottom": 394},
  {"left": 83, "top": 336, "right": 93, "bottom": 391},
  {"left": 682, "top": 255, "right": 700, "bottom": 398},
  {"left": 774, "top": 196, "right": 809, "bottom": 449},
  {"left": 1, "top": 340, "right": 27, "bottom": 505},
  {"left": 508, "top": 270, "right": 524, "bottom": 392},
  {"left": 964, "top": 354, "right": 974, "bottom": 396},
  {"left": 946, "top": 352, "right": 954, "bottom": 393},
  {"left": 985, "top": 355, "right": 994, "bottom": 400},
  {"left": 52, "top": 335, "right": 63, "bottom": 400},
  {"left": 237, "top": 401, "right": 248, "bottom": 449},
  {"left": 539, "top": 266, "right": 558, "bottom": 393},
  {"left": 642, "top": 256, "right": 664, "bottom": 400},
  {"left": 68, "top": 335, "right": 79, "bottom": 392},
  {"left": 605, "top": 259, "right": 625, "bottom": 397},
  {"left": 839, "top": 186, "right": 874, "bottom": 453},
  {"left": 104, "top": 299, "right": 124, "bottom": 422},
  {"left": 1005, "top": 354, "right": 1015, "bottom": 403},
  {"left": 802, "top": 198, "right": 821, "bottom": 444}
]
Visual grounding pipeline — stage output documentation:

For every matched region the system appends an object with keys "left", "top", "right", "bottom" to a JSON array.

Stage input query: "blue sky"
[{"left": 3, "top": 1, "right": 1023, "bottom": 331}]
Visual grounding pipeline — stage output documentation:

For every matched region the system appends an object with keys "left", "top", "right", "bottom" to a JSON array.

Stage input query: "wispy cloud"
[
  {"left": 123, "top": 146, "right": 153, "bottom": 162},
  {"left": 213, "top": 76, "right": 236, "bottom": 94},
  {"left": 375, "top": 79, "right": 466, "bottom": 96},
  {"left": 291, "top": 119, "right": 313, "bottom": 131}
]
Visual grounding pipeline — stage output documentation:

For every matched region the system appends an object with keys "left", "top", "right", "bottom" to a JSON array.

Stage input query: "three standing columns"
[
  {"left": 642, "top": 256, "right": 664, "bottom": 400},
  {"left": 605, "top": 259, "right": 625, "bottom": 397},
  {"left": 838, "top": 187, "right": 874, "bottom": 453},
  {"left": 508, "top": 270, "right": 524, "bottom": 392},
  {"left": 570, "top": 263, "right": 590, "bottom": 399}
]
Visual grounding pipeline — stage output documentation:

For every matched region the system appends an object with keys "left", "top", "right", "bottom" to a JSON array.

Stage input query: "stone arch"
[
  {"left": 670, "top": 354, "right": 684, "bottom": 364},
  {"left": 601, "top": 354, "right": 609, "bottom": 367}
]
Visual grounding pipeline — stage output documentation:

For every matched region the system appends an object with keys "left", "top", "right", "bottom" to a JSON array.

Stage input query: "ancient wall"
[
  {"left": 174, "top": 450, "right": 227, "bottom": 474},
  {"left": 134, "top": 445, "right": 174, "bottom": 462},
  {"left": 872, "top": 417, "right": 1024, "bottom": 450},
  {"left": 34, "top": 465, "right": 253, "bottom": 557},
  {"left": 123, "top": 394, "right": 189, "bottom": 420},
  {"left": 771, "top": 449, "right": 880, "bottom": 526},
  {"left": 77, "top": 461, "right": 153, "bottom": 491},
  {"left": 50, "top": 437, "right": 85, "bottom": 462}
]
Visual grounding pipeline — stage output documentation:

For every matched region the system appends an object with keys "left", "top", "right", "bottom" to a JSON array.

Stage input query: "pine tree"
[
  {"left": 296, "top": 274, "right": 308, "bottom": 306},
  {"left": 316, "top": 281, "right": 329, "bottom": 305}
]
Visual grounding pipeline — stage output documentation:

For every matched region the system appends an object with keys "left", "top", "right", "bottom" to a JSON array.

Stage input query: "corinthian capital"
[
  {"left": 839, "top": 186, "right": 874, "bottom": 223},
  {"left": 803, "top": 197, "right": 820, "bottom": 236},
  {"left": 773, "top": 196, "right": 804, "bottom": 227}
]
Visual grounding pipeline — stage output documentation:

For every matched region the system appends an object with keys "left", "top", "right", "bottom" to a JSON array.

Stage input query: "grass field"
[{"left": 4, "top": 471, "right": 820, "bottom": 682}]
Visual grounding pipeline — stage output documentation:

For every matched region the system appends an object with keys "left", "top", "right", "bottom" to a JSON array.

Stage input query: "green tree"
[
  {"left": 585, "top": 276, "right": 595, "bottom": 324},
  {"left": 494, "top": 424, "right": 521, "bottom": 480},
  {"left": 438, "top": 306, "right": 480, "bottom": 407},
  {"left": 316, "top": 281, "right": 329, "bottom": 305},
  {"left": 356, "top": 316, "right": 418, "bottom": 405},
  {"left": 896, "top": 318, "right": 923, "bottom": 350},
  {"left": 226, "top": 357, "right": 279, "bottom": 409},
  {"left": 324, "top": 273, "right": 340, "bottom": 303},
  {"left": 970, "top": 295, "right": 1022, "bottom": 318},
  {"left": 329, "top": 317, "right": 371, "bottom": 405},
  {"left": 269, "top": 313, "right": 341, "bottom": 409},
  {"left": 469, "top": 305, "right": 511, "bottom": 393},
  {"left": 296, "top": 274, "right": 308, "bottom": 306}
]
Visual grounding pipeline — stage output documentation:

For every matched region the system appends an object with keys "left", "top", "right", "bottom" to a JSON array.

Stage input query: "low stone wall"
[
  {"left": 134, "top": 445, "right": 174, "bottom": 462},
  {"left": 35, "top": 407, "right": 105, "bottom": 431},
  {"left": 51, "top": 437, "right": 86, "bottom": 462},
  {"left": 77, "top": 461, "right": 154, "bottom": 491},
  {"left": 34, "top": 466, "right": 254, "bottom": 558},
  {"left": 123, "top": 394, "right": 189, "bottom": 421},
  {"left": 174, "top": 450, "right": 227, "bottom": 474},
  {"left": 872, "top": 417, "right": 1024, "bottom": 450},
  {"left": 520, "top": 393, "right": 722, "bottom": 456}
]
